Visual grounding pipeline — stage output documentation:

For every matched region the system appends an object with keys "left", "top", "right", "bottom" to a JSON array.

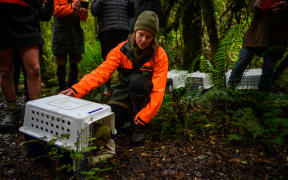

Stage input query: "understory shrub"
[{"left": 154, "top": 88, "right": 288, "bottom": 153}]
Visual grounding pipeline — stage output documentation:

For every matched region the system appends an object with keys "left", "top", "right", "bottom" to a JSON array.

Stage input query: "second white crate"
[
  {"left": 186, "top": 71, "right": 212, "bottom": 90},
  {"left": 226, "top": 68, "right": 262, "bottom": 89}
]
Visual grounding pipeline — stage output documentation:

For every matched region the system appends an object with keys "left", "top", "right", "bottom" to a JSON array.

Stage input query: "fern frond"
[
  {"left": 200, "top": 55, "right": 215, "bottom": 73},
  {"left": 213, "top": 24, "right": 244, "bottom": 87}
]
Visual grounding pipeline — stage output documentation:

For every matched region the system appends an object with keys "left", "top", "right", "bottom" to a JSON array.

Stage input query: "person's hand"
[
  {"left": 72, "top": 0, "right": 81, "bottom": 12},
  {"left": 79, "top": 7, "right": 89, "bottom": 18},
  {"left": 58, "top": 89, "right": 76, "bottom": 97},
  {"left": 271, "top": 1, "right": 288, "bottom": 13},
  {"left": 254, "top": 0, "right": 265, "bottom": 9}
]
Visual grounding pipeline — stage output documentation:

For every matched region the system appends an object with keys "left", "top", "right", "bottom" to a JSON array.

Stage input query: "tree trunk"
[
  {"left": 182, "top": 0, "right": 203, "bottom": 71},
  {"left": 200, "top": 0, "right": 219, "bottom": 61}
]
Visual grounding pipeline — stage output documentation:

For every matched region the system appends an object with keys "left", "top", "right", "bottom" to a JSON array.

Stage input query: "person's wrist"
[{"left": 134, "top": 120, "right": 139, "bottom": 125}]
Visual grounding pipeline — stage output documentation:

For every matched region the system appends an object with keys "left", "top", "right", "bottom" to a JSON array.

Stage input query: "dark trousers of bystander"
[{"left": 228, "top": 47, "right": 284, "bottom": 90}]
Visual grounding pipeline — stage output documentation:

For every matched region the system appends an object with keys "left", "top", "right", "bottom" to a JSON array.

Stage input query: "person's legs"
[
  {"left": 0, "top": 49, "right": 16, "bottom": 102},
  {"left": 68, "top": 53, "right": 81, "bottom": 87},
  {"left": 19, "top": 45, "right": 41, "bottom": 100},
  {"left": 128, "top": 75, "right": 153, "bottom": 144},
  {"left": 99, "top": 32, "right": 112, "bottom": 96},
  {"left": 110, "top": 103, "right": 132, "bottom": 129},
  {"left": 0, "top": 48, "right": 20, "bottom": 129},
  {"left": 22, "top": 61, "right": 29, "bottom": 102},
  {"left": 258, "top": 51, "right": 279, "bottom": 90},
  {"left": 54, "top": 54, "right": 67, "bottom": 92},
  {"left": 273, "top": 52, "right": 288, "bottom": 88},
  {"left": 13, "top": 52, "right": 22, "bottom": 94},
  {"left": 228, "top": 47, "right": 256, "bottom": 88}
]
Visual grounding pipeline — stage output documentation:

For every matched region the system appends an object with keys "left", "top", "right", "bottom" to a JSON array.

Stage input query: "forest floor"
[{"left": 0, "top": 95, "right": 288, "bottom": 180}]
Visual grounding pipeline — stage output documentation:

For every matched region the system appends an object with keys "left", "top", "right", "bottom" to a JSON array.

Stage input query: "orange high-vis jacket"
[
  {"left": 71, "top": 41, "right": 169, "bottom": 125},
  {"left": 54, "top": 0, "right": 87, "bottom": 21},
  {"left": 0, "top": 0, "right": 28, "bottom": 6}
]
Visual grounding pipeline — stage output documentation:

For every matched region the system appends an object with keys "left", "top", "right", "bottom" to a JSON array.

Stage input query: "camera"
[{"left": 80, "top": 0, "right": 89, "bottom": 8}]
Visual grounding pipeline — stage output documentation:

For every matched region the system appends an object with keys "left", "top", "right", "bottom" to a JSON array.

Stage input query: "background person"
[
  {"left": 60, "top": 11, "right": 168, "bottom": 163},
  {"left": 227, "top": 0, "right": 288, "bottom": 90},
  {"left": 90, "top": 0, "right": 135, "bottom": 96},
  {"left": 13, "top": 0, "right": 54, "bottom": 102},
  {"left": 52, "top": 0, "right": 88, "bottom": 93},
  {"left": 0, "top": 0, "right": 43, "bottom": 130}
]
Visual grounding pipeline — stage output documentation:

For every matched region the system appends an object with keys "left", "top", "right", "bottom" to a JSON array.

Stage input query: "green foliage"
[
  {"left": 38, "top": 12, "right": 100, "bottom": 90},
  {"left": 200, "top": 24, "right": 244, "bottom": 87},
  {"left": 155, "top": 87, "right": 288, "bottom": 153},
  {"left": 227, "top": 134, "right": 241, "bottom": 143},
  {"left": 20, "top": 130, "right": 111, "bottom": 179},
  {"left": 191, "top": 89, "right": 288, "bottom": 152},
  {"left": 150, "top": 93, "right": 181, "bottom": 139},
  {"left": 231, "top": 107, "right": 263, "bottom": 139},
  {"left": 78, "top": 41, "right": 103, "bottom": 76},
  {"left": 274, "top": 50, "right": 288, "bottom": 90},
  {"left": 81, "top": 167, "right": 112, "bottom": 179}
]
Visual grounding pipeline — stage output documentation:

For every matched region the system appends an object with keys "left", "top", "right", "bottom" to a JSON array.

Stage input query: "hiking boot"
[
  {"left": 90, "top": 139, "right": 115, "bottom": 165},
  {"left": 131, "top": 124, "right": 146, "bottom": 144},
  {"left": 0, "top": 109, "right": 20, "bottom": 131}
]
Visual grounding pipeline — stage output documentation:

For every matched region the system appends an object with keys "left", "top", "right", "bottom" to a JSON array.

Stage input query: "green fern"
[
  {"left": 200, "top": 24, "right": 244, "bottom": 87},
  {"left": 227, "top": 134, "right": 242, "bottom": 143}
]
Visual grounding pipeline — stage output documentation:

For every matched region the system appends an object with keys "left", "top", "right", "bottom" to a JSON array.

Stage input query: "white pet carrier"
[
  {"left": 167, "top": 70, "right": 188, "bottom": 91},
  {"left": 19, "top": 94, "right": 115, "bottom": 151},
  {"left": 226, "top": 68, "right": 262, "bottom": 89},
  {"left": 186, "top": 71, "right": 212, "bottom": 90}
]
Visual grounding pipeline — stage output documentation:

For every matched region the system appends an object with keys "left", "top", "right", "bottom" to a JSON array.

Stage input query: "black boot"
[
  {"left": 68, "top": 63, "right": 78, "bottom": 87},
  {"left": 131, "top": 124, "right": 146, "bottom": 145},
  {"left": 56, "top": 65, "right": 66, "bottom": 93}
]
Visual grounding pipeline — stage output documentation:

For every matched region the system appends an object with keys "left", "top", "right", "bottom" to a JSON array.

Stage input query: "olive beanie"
[{"left": 134, "top": 10, "right": 159, "bottom": 35}]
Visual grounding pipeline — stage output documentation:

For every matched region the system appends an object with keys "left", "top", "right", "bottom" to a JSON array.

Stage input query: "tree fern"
[{"left": 200, "top": 24, "right": 244, "bottom": 87}]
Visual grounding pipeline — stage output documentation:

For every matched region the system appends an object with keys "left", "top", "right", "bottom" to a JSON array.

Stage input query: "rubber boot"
[
  {"left": 68, "top": 63, "right": 78, "bottom": 87},
  {"left": 0, "top": 101, "right": 20, "bottom": 132},
  {"left": 131, "top": 124, "right": 146, "bottom": 144},
  {"left": 56, "top": 65, "right": 66, "bottom": 93}
]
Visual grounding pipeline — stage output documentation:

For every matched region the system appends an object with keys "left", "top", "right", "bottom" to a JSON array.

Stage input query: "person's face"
[{"left": 135, "top": 30, "right": 154, "bottom": 50}]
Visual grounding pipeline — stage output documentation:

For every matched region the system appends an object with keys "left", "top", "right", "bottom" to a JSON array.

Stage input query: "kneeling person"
[{"left": 60, "top": 11, "right": 168, "bottom": 162}]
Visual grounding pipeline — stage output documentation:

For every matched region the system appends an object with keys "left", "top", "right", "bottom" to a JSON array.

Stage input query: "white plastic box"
[
  {"left": 226, "top": 68, "right": 262, "bottom": 89},
  {"left": 19, "top": 94, "right": 115, "bottom": 151},
  {"left": 186, "top": 71, "right": 212, "bottom": 90},
  {"left": 167, "top": 70, "right": 188, "bottom": 91}
]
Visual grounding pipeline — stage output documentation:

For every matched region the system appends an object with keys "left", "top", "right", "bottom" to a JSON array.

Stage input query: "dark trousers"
[
  {"left": 98, "top": 30, "right": 129, "bottom": 59},
  {"left": 98, "top": 30, "right": 129, "bottom": 88},
  {"left": 110, "top": 75, "right": 153, "bottom": 129},
  {"left": 228, "top": 47, "right": 282, "bottom": 90}
]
